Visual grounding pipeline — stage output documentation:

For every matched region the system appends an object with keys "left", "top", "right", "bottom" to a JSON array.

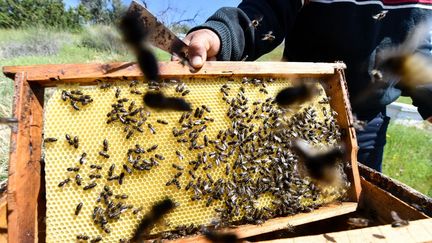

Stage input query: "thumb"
[{"left": 187, "top": 36, "right": 209, "bottom": 69}]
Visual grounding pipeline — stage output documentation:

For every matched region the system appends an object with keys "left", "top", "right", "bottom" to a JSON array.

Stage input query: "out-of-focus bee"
[
  {"left": 202, "top": 229, "right": 239, "bottom": 243},
  {"left": 130, "top": 198, "right": 175, "bottom": 241},
  {"left": 275, "top": 81, "right": 320, "bottom": 109},
  {"left": 292, "top": 138, "right": 345, "bottom": 183},
  {"left": 374, "top": 20, "right": 432, "bottom": 89},
  {"left": 261, "top": 31, "right": 275, "bottom": 41},
  {"left": 144, "top": 92, "right": 192, "bottom": 111}
]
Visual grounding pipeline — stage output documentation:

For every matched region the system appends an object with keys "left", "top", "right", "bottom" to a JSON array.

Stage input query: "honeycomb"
[{"left": 43, "top": 78, "right": 348, "bottom": 242}]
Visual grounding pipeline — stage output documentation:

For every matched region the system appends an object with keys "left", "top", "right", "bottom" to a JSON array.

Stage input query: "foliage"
[
  {"left": 0, "top": 0, "right": 84, "bottom": 29},
  {"left": 80, "top": 25, "right": 127, "bottom": 54}
]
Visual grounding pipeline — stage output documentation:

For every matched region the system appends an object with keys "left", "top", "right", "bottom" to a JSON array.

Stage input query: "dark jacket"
[{"left": 190, "top": 0, "right": 432, "bottom": 119}]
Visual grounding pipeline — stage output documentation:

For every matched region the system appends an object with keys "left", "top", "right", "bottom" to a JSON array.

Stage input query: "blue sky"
[{"left": 64, "top": 0, "right": 239, "bottom": 24}]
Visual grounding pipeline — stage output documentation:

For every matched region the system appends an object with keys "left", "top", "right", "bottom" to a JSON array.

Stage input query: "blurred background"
[{"left": 0, "top": 0, "right": 430, "bottom": 196}]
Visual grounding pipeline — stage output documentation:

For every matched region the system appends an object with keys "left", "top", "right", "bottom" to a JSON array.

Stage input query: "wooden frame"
[{"left": 3, "top": 61, "right": 361, "bottom": 242}]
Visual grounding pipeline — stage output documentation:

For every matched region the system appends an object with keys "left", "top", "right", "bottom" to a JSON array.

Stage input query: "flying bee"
[
  {"left": 44, "top": 137, "right": 57, "bottom": 143},
  {"left": 373, "top": 21, "right": 432, "bottom": 90},
  {"left": 262, "top": 31, "right": 275, "bottom": 41},
  {"left": 372, "top": 10, "right": 388, "bottom": 21},
  {"left": 143, "top": 92, "right": 192, "bottom": 111},
  {"left": 292, "top": 138, "right": 345, "bottom": 183},
  {"left": 202, "top": 229, "right": 239, "bottom": 243},
  {"left": 275, "top": 81, "right": 320, "bottom": 108},
  {"left": 250, "top": 16, "right": 263, "bottom": 29},
  {"left": 75, "top": 202, "right": 83, "bottom": 215},
  {"left": 131, "top": 198, "right": 175, "bottom": 241}
]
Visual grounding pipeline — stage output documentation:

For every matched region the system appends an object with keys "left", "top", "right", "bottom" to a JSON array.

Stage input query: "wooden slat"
[
  {"left": 2, "top": 61, "right": 346, "bottom": 85},
  {"left": 7, "top": 72, "right": 44, "bottom": 242},
  {"left": 359, "top": 178, "right": 428, "bottom": 223},
  {"left": 325, "top": 69, "right": 361, "bottom": 201},
  {"left": 0, "top": 193, "right": 7, "bottom": 242},
  {"left": 261, "top": 218, "right": 432, "bottom": 243},
  {"left": 358, "top": 163, "right": 432, "bottom": 217},
  {"left": 174, "top": 202, "right": 357, "bottom": 242}
]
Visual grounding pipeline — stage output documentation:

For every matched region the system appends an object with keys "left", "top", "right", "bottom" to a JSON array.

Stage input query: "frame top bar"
[{"left": 3, "top": 61, "right": 346, "bottom": 86}]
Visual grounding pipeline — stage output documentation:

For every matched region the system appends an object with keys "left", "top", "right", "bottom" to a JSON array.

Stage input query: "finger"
[{"left": 187, "top": 35, "right": 209, "bottom": 69}]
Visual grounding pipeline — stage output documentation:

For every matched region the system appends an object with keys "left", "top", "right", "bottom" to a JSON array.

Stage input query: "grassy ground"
[
  {"left": 383, "top": 123, "right": 432, "bottom": 196},
  {"left": 0, "top": 28, "right": 431, "bottom": 197}
]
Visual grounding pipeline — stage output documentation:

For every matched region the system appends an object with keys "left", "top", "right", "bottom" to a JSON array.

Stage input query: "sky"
[{"left": 64, "top": 0, "right": 239, "bottom": 24}]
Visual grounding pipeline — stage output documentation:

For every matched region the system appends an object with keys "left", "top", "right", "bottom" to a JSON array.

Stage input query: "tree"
[{"left": 80, "top": 0, "right": 110, "bottom": 24}]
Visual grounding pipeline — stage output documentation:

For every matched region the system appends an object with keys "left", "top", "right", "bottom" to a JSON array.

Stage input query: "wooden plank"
[
  {"left": 174, "top": 202, "right": 357, "bottom": 242},
  {"left": 358, "top": 163, "right": 432, "bottom": 217},
  {"left": 359, "top": 179, "right": 428, "bottom": 224},
  {"left": 325, "top": 69, "right": 361, "bottom": 201},
  {"left": 2, "top": 61, "right": 346, "bottom": 85},
  {"left": 7, "top": 72, "right": 44, "bottom": 243},
  {"left": 0, "top": 193, "right": 7, "bottom": 242},
  {"left": 262, "top": 218, "right": 432, "bottom": 243}
]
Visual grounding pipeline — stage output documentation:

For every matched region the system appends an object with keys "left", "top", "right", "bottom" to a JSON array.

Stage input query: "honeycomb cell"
[{"left": 44, "top": 78, "right": 348, "bottom": 242}]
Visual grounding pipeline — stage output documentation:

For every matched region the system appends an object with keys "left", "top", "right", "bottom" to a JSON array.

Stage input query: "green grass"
[{"left": 383, "top": 123, "right": 432, "bottom": 197}]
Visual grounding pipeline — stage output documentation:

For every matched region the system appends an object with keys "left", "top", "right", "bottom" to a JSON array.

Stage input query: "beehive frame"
[{"left": 3, "top": 61, "right": 361, "bottom": 242}]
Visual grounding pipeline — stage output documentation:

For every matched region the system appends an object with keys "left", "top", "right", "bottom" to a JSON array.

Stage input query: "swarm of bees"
[
  {"left": 47, "top": 75, "right": 350, "bottom": 242},
  {"left": 61, "top": 89, "right": 93, "bottom": 110}
]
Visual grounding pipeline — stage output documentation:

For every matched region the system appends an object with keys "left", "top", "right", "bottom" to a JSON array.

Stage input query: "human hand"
[{"left": 172, "top": 29, "right": 221, "bottom": 69}]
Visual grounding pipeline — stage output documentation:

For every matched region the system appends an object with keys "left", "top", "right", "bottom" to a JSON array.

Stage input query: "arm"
[{"left": 181, "top": 0, "right": 303, "bottom": 68}]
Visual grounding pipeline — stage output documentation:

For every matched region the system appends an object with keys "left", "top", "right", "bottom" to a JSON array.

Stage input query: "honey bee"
[
  {"left": 99, "top": 151, "right": 110, "bottom": 159},
  {"left": 391, "top": 211, "right": 409, "bottom": 227},
  {"left": 374, "top": 21, "right": 432, "bottom": 89},
  {"left": 44, "top": 137, "right": 57, "bottom": 143},
  {"left": 90, "top": 236, "right": 102, "bottom": 242},
  {"left": 130, "top": 199, "right": 175, "bottom": 241},
  {"left": 261, "top": 31, "right": 275, "bottom": 41},
  {"left": 250, "top": 16, "right": 263, "bottom": 29},
  {"left": 75, "top": 174, "right": 82, "bottom": 186},
  {"left": 75, "top": 202, "right": 83, "bottom": 215},
  {"left": 58, "top": 178, "right": 71, "bottom": 187},
  {"left": 83, "top": 182, "right": 97, "bottom": 190}
]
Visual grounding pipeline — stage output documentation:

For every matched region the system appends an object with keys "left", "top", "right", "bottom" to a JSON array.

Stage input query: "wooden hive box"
[{"left": 3, "top": 61, "right": 362, "bottom": 242}]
